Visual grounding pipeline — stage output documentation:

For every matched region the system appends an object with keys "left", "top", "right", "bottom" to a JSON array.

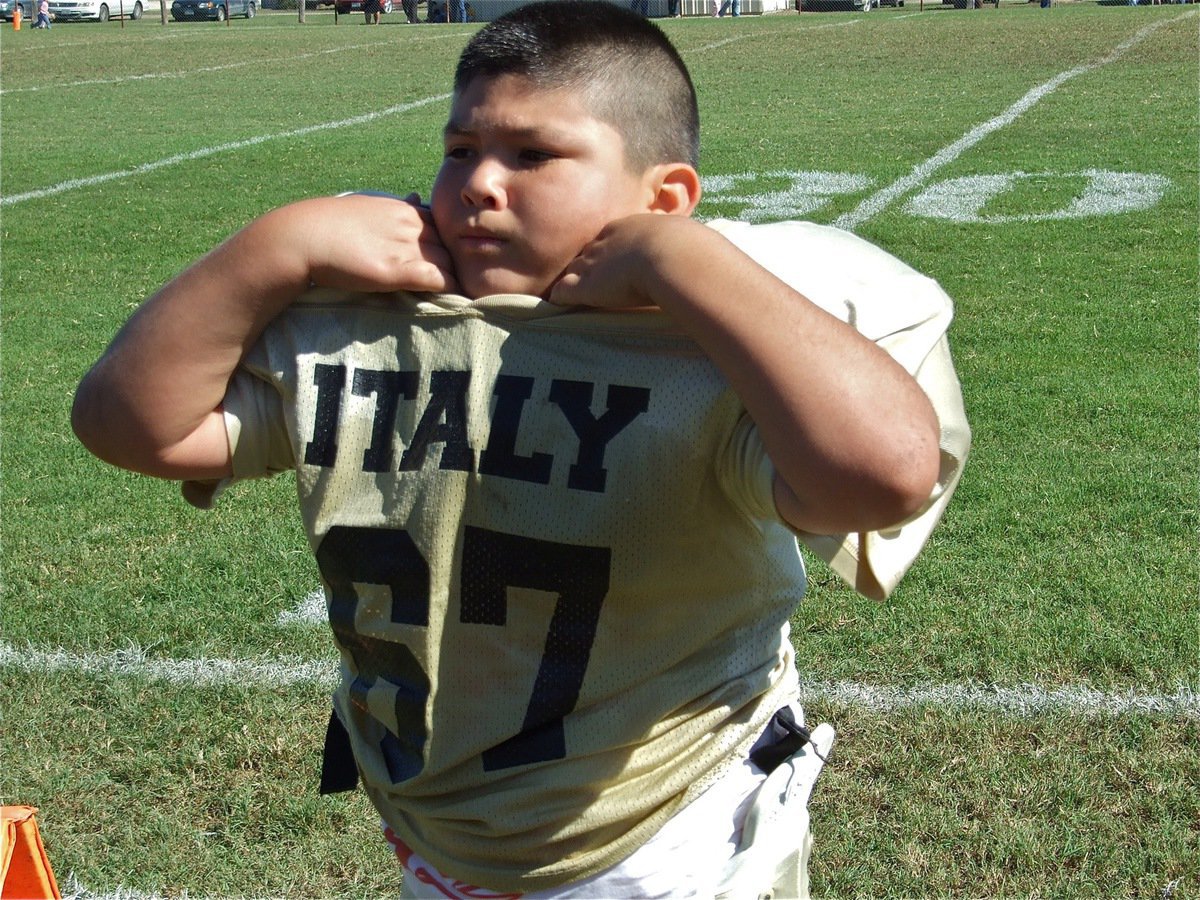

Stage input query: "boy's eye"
[
  {"left": 444, "top": 145, "right": 474, "bottom": 160},
  {"left": 519, "top": 149, "right": 556, "bottom": 164}
]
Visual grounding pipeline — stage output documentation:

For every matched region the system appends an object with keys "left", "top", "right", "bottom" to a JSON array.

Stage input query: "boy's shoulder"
[{"left": 707, "top": 219, "right": 954, "bottom": 336}]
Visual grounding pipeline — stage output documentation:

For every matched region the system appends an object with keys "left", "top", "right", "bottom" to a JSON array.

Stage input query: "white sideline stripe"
[
  {"left": 276, "top": 588, "right": 328, "bottom": 625},
  {"left": 833, "top": 10, "right": 1198, "bottom": 230},
  {"left": 2, "top": 641, "right": 1196, "bottom": 720},
  {"left": 1, "top": 17, "right": 866, "bottom": 204},
  {"left": 0, "top": 641, "right": 338, "bottom": 688},
  {"left": 61, "top": 875, "right": 168, "bottom": 900},
  {"left": 0, "top": 92, "right": 450, "bottom": 207},
  {"left": 1, "top": 34, "right": 462, "bottom": 94},
  {"left": 2, "top": 29, "right": 198, "bottom": 53},
  {"left": 2, "top": 20, "right": 346, "bottom": 53},
  {"left": 689, "top": 18, "right": 859, "bottom": 53},
  {"left": 798, "top": 678, "right": 1199, "bottom": 720},
  {"left": 1, "top": 43, "right": 381, "bottom": 94}
]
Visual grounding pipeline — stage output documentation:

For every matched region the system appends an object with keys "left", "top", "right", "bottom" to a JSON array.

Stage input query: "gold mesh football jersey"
[
  {"left": 707, "top": 220, "right": 971, "bottom": 601},
  {"left": 218, "top": 220, "right": 969, "bottom": 892}
]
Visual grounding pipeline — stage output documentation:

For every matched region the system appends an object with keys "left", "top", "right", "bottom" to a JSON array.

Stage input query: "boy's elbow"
[
  {"left": 71, "top": 370, "right": 156, "bottom": 474},
  {"left": 71, "top": 374, "right": 125, "bottom": 468},
  {"left": 867, "top": 417, "right": 943, "bottom": 528},
  {"left": 72, "top": 377, "right": 104, "bottom": 454},
  {"left": 779, "top": 419, "right": 943, "bottom": 535},
  {"left": 876, "top": 441, "right": 941, "bottom": 528}
]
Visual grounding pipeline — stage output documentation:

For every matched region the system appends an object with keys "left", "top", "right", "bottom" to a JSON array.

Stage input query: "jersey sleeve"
[
  {"left": 221, "top": 361, "right": 296, "bottom": 480},
  {"left": 179, "top": 341, "right": 297, "bottom": 510},
  {"left": 719, "top": 413, "right": 778, "bottom": 524},
  {"left": 709, "top": 219, "right": 971, "bottom": 601}
]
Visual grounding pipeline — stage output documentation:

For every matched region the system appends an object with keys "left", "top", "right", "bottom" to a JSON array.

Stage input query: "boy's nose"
[{"left": 461, "top": 160, "right": 507, "bottom": 210}]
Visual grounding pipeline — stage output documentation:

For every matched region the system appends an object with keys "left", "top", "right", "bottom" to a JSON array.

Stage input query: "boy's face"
[{"left": 431, "top": 74, "right": 659, "bottom": 299}]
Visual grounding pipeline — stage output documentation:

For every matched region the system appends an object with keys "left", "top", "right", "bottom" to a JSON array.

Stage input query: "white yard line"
[
  {"left": 0, "top": 20, "right": 818, "bottom": 205},
  {"left": 1, "top": 33, "right": 462, "bottom": 94},
  {"left": 688, "top": 17, "right": 861, "bottom": 53},
  {"left": 1, "top": 28, "right": 199, "bottom": 53},
  {"left": 0, "top": 14, "right": 896, "bottom": 206},
  {"left": 833, "top": 9, "right": 1197, "bottom": 231},
  {"left": 0, "top": 91, "right": 450, "bottom": 206},
  {"left": 0, "top": 18, "right": 414, "bottom": 52},
  {"left": 0, "top": 640, "right": 338, "bottom": 688},
  {"left": 3, "top": 640, "right": 1196, "bottom": 720},
  {"left": 2, "top": 43, "right": 382, "bottom": 94},
  {"left": 798, "top": 677, "right": 1199, "bottom": 720}
]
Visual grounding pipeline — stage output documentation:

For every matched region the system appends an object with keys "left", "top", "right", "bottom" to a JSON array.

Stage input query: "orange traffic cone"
[
  {"left": 1, "top": 807, "right": 61, "bottom": 900},
  {"left": 12, "top": 5, "right": 21, "bottom": 29}
]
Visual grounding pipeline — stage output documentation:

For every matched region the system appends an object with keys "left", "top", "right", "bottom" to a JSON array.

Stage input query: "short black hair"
[{"left": 454, "top": 0, "right": 700, "bottom": 170}]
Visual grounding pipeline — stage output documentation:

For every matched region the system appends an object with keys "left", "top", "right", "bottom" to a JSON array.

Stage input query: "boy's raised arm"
[
  {"left": 550, "top": 213, "right": 942, "bottom": 536},
  {"left": 72, "top": 194, "right": 457, "bottom": 481}
]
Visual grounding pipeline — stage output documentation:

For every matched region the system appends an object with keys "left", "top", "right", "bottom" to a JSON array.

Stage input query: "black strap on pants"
[{"left": 748, "top": 706, "right": 825, "bottom": 774}]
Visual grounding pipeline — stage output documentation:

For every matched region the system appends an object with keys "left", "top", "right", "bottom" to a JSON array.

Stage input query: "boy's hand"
[
  {"left": 547, "top": 214, "right": 684, "bottom": 309},
  {"left": 552, "top": 213, "right": 942, "bottom": 535},
  {"left": 301, "top": 194, "right": 459, "bottom": 295}
]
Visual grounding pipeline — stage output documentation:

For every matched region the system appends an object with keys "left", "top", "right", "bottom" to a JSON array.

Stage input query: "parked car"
[
  {"left": 47, "top": 0, "right": 161, "bottom": 20},
  {"left": 171, "top": 0, "right": 254, "bottom": 19},
  {"left": 0, "top": 0, "right": 29, "bottom": 21}
]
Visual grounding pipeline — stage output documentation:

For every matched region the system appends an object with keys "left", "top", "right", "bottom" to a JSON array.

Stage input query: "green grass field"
[{"left": 2, "top": 3, "right": 1197, "bottom": 897}]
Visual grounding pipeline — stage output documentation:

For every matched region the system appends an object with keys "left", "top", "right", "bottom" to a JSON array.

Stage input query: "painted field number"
[{"left": 700, "top": 169, "right": 1171, "bottom": 223}]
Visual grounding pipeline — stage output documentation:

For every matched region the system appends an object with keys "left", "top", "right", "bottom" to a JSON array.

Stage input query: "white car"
[{"left": 48, "top": 0, "right": 161, "bottom": 20}]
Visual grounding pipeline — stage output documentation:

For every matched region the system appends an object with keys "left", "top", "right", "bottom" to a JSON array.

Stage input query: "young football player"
[{"left": 72, "top": 3, "right": 969, "bottom": 896}]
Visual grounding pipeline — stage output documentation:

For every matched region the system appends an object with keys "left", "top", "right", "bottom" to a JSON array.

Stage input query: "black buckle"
[{"left": 748, "top": 706, "right": 822, "bottom": 774}]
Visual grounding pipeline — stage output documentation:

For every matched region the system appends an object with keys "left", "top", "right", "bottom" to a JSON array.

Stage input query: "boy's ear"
[{"left": 646, "top": 163, "right": 702, "bottom": 217}]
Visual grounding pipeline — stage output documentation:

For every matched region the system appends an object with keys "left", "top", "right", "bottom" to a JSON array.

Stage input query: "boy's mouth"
[{"left": 456, "top": 227, "right": 508, "bottom": 252}]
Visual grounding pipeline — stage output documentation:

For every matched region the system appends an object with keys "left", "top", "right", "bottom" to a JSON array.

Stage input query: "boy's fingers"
[
  {"left": 546, "top": 273, "right": 585, "bottom": 306},
  {"left": 403, "top": 260, "right": 459, "bottom": 295}
]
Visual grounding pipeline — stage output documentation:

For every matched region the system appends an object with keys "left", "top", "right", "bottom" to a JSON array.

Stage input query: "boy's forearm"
[
  {"left": 72, "top": 206, "right": 312, "bottom": 478},
  {"left": 74, "top": 195, "right": 455, "bottom": 479},
  {"left": 641, "top": 220, "right": 941, "bottom": 534}
]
